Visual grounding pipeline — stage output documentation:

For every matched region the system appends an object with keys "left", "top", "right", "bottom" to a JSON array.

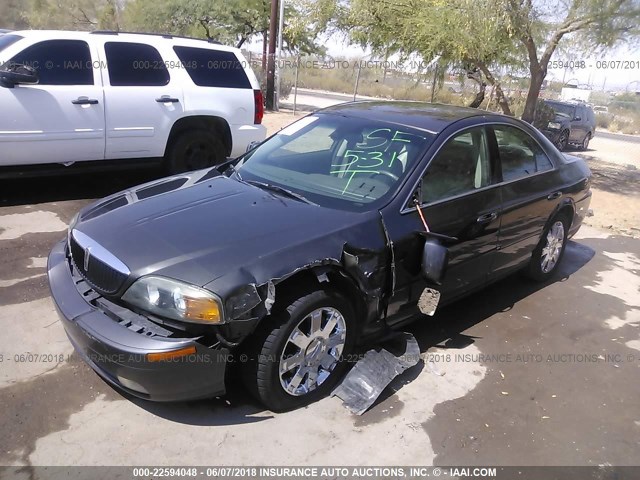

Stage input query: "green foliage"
[
  {"left": 0, "top": 0, "right": 29, "bottom": 29},
  {"left": 26, "top": 0, "right": 120, "bottom": 30}
]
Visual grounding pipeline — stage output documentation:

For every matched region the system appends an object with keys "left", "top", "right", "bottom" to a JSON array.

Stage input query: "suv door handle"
[
  {"left": 477, "top": 212, "right": 498, "bottom": 223},
  {"left": 547, "top": 191, "right": 562, "bottom": 200},
  {"left": 156, "top": 96, "right": 180, "bottom": 103},
  {"left": 72, "top": 97, "right": 99, "bottom": 105}
]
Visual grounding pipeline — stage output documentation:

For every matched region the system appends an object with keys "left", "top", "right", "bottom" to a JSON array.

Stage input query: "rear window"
[
  {"left": 173, "top": 46, "right": 251, "bottom": 88},
  {"left": 105, "top": 42, "right": 169, "bottom": 87}
]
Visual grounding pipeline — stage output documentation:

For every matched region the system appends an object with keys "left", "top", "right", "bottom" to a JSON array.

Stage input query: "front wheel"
[
  {"left": 525, "top": 214, "right": 570, "bottom": 281},
  {"left": 241, "top": 289, "right": 355, "bottom": 411}
]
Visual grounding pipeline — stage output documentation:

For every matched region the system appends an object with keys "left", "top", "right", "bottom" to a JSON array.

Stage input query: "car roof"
[
  {"left": 319, "top": 101, "right": 496, "bottom": 134},
  {"left": 10, "top": 29, "right": 235, "bottom": 51}
]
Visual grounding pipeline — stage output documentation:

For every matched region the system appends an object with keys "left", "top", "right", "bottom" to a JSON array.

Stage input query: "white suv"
[{"left": 0, "top": 30, "right": 266, "bottom": 173}]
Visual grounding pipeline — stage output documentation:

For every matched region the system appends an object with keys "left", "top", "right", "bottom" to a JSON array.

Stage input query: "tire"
[
  {"left": 525, "top": 213, "right": 570, "bottom": 281},
  {"left": 579, "top": 133, "right": 591, "bottom": 151},
  {"left": 556, "top": 130, "right": 569, "bottom": 151},
  {"left": 165, "top": 130, "right": 225, "bottom": 174},
  {"left": 241, "top": 289, "right": 355, "bottom": 411}
]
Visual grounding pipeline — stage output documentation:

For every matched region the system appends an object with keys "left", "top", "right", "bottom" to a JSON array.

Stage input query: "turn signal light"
[{"left": 147, "top": 345, "right": 197, "bottom": 362}]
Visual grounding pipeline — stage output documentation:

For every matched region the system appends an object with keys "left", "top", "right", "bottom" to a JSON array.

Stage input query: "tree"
[
  {"left": 26, "top": 0, "right": 121, "bottom": 30},
  {"left": 123, "top": 0, "right": 270, "bottom": 47},
  {"left": 345, "top": 0, "right": 526, "bottom": 115},
  {"left": 503, "top": 0, "right": 640, "bottom": 122},
  {"left": 0, "top": 0, "right": 29, "bottom": 29}
]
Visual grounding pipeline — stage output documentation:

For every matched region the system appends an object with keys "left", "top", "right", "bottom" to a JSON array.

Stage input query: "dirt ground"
[{"left": 263, "top": 110, "right": 640, "bottom": 238}]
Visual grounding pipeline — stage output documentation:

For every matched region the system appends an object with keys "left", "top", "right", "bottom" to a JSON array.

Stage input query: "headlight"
[
  {"left": 122, "top": 276, "right": 224, "bottom": 324},
  {"left": 547, "top": 122, "right": 562, "bottom": 130}
]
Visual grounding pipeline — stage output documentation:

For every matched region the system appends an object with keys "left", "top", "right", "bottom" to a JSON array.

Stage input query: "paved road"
[
  {"left": 0, "top": 169, "right": 639, "bottom": 467},
  {"left": 283, "top": 89, "right": 640, "bottom": 145}
]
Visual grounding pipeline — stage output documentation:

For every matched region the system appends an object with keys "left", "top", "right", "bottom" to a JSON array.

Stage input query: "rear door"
[
  {"left": 100, "top": 40, "right": 185, "bottom": 160},
  {"left": 383, "top": 125, "right": 502, "bottom": 321},
  {"left": 490, "top": 124, "right": 560, "bottom": 276},
  {"left": 0, "top": 39, "right": 105, "bottom": 165},
  {"left": 570, "top": 105, "right": 587, "bottom": 143}
]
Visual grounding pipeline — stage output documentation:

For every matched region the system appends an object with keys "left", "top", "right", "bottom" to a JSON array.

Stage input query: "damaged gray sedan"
[{"left": 47, "top": 102, "right": 592, "bottom": 411}]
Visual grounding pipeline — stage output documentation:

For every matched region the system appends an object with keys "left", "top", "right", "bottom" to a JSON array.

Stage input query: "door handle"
[
  {"left": 72, "top": 97, "right": 99, "bottom": 105},
  {"left": 156, "top": 96, "right": 180, "bottom": 103},
  {"left": 547, "top": 191, "right": 562, "bottom": 200},
  {"left": 477, "top": 212, "right": 498, "bottom": 223}
]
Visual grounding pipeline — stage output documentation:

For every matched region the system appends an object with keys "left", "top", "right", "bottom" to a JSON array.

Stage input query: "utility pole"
[
  {"left": 266, "top": 0, "right": 279, "bottom": 110},
  {"left": 275, "top": 0, "right": 285, "bottom": 110}
]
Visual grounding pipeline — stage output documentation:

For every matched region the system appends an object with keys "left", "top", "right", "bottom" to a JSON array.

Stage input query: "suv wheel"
[
  {"left": 166, "top": 130, "right": 225, "bottom": 174},
  {"left": 579, "top": 133, "right": 591, "bottom": 151},
  {"left": 525, "top": 213, "right": 570, "bottom": 282},
  {"left": 241, "top": 289, "right": 354, "bottom": 411},
  {"left": 556, "top": 130, "right": 569, "bottom": 151}
]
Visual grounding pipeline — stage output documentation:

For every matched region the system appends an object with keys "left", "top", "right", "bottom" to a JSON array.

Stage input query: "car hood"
[{"left": 73, "top": 170, "right": 386, "bottom": 298}]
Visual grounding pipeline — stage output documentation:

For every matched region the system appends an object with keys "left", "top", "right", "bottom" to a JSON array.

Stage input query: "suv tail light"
[{"left": 254, "top": 89, "right": 264, "bottom": 124}]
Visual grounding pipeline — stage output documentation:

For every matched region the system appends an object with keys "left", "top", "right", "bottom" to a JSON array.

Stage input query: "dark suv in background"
[{"left": 537, "top": 100, "right": 596, "bottom": 151}]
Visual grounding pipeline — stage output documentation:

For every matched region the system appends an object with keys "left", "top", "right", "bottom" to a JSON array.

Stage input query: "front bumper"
[
  {"left": 47, "top": 239, "right": 229, "bottom": 402},
  {"left": 541, "top": 128, "right": 562, "bottom": 143},
  {"left": 230, "top": 124, "right": 267, "bottom": 157}
]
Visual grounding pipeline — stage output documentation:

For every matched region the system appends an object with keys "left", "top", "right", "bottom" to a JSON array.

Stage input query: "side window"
[
  {"left": 9, "top": 40, "right": 93, "bottom": 85},
  {"left": 494, "top": 125, "right": 553, "bottom": 182},
  {"left": 104, "top": 42, "right": 169, "bottom": 86},
  {"left": 173, "top": 46, "right": 251, "bottom": 88},
  {"left": 421, "top": 127, "right": 492, "bottom": 204}
]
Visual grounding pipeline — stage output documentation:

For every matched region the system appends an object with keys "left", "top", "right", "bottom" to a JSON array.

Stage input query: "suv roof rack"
[{"left": 90, "top": 30, "right": 222, "bottom": 45}]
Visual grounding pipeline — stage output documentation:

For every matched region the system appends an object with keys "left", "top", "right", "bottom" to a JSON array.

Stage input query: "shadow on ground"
[{"left": 0, "top": 166, "right": 166, "bottom": 207}]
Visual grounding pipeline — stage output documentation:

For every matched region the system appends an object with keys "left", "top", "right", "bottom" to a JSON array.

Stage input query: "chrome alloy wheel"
[
  {"left": 541, "top": 221, "right": 565, "bottom": 273},
  {"left": 279, "top": 307, "right": 347, "bottom": 396}
]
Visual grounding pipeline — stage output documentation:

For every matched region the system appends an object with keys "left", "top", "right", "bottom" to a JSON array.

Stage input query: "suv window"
[
  {"left": 0, "top": 34, "right": 22, "bottom": 54},
  {"left": 494, "top": 126, "right": 553, "bottom": 182},
  {"left": 9, "top": 40, "right": 93, "bottom": 85},
  {"left": 421, "top": 127, "right": 493, "bottom": 204},
  {"left": 173, "top": 46, "right": 251, "bottom": 88},
  {"left": 104, "top": 42, "right": 169, "bottom": 86}
]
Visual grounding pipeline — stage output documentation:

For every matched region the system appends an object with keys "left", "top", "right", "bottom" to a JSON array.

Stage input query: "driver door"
[
  {"left": 382, "top": 126, "right": 502, "bottom": 324},
  {"left": 0, "top": 39, "right": 105, "bottom": 166}
]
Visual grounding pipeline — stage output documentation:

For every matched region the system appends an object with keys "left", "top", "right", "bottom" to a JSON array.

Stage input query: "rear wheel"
[
  {"left": 579, "top": 133, "right": 591, "bottom": 151},
  {"left": 241, "top": 289, "right": 354, "bottom": 411},
  {"left": 525, "top": 213, "right": 570, "bottom": 281},
  {"left": 165, "top": 130, "right": 225, "bottom": 174}
]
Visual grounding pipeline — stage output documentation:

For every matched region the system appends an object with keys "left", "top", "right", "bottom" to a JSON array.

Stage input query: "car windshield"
[
  {"left": 235, "top": 113, "right": 434, "bottom": 211},
  {"left": 0, "top": 34, "right": 22, "bottom": 57},
  {"left": 545, "top": 102, "right": 576, "bottom": 117}
]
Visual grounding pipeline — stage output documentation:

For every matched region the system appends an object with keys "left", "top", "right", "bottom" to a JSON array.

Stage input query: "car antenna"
[{"left": 413, "top": 192, "right": 430, "bottom": 233}]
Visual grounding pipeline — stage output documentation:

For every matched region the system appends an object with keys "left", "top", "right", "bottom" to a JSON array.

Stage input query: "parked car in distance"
[
  {"left": 538, "top": 99, "right": 596, "bottom": 151},
  {"left": 48, "top": 102, "right": 592, "bottom": 411},
  {"left": 0, "top": 30, "right": 266, "bottom": 173}
]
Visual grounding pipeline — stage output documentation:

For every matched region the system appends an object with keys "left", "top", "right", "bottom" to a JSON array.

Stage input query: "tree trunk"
[
  {"left": 522, "top": 68, "right": 545, "bottom": 123},
  {"left": 476, "top": 62, "right": 512, "bottom": 116},
  {"left": 262, "top": 32, "right": 268, "bottom": 73}
]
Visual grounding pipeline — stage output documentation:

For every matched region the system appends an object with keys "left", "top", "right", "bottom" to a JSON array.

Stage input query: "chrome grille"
[{"left": 69, "top": 231, "right": 129, "bottom": 295}]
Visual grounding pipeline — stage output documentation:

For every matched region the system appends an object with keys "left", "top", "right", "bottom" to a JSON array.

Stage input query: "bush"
[{"left": 595, "top": 112, "right": 611, "bottom": 129}]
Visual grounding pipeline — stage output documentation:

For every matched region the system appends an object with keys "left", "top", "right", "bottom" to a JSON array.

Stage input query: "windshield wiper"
[{"left": 245, "top": 180, "right": 317, "bottom": 205}]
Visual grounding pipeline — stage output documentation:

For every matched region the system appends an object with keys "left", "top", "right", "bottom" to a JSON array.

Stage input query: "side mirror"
[
  {"left": 419, "top": 232, "right": 455, "bottom": 285},
  {"left": 573, "top": 116, "right": 581, "bottom": 121},
  {"left": 0, "top": 64, "right": 39, "bottom": 87}
]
